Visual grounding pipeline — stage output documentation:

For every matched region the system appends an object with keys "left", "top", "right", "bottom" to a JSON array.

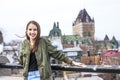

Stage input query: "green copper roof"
[{"left": 49, "top": 22, "right": 62, "bottom": 37}]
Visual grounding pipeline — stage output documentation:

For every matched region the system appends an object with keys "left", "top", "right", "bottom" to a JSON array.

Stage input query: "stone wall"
[{"left": 0, "top": 55, "right": 11, "bottom": 76}]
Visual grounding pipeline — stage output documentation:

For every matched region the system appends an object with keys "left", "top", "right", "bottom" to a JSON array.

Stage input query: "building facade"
[{"left": 72, "top": 9, "right": 95, "bottom": 41}]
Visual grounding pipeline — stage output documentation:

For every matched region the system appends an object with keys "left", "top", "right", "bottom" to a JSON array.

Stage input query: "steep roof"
[
  {"left": 104, "top": 35, "right": 109, "bottom": 41},
  {"left": 76, "top": 9, "right": 94, "bottom": 22},
  {"left": 110, "top": 36, "right": 119, "bottom": 48}
]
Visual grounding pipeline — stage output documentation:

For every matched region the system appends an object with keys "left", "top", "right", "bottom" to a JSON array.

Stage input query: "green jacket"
[{"left": 19, "top": 38, "right": 73, "bottom": 80}]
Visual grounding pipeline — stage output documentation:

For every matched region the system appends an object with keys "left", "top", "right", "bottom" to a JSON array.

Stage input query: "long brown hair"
[{"left": 26, "top": 20, "right": 41, "bottom": 52}]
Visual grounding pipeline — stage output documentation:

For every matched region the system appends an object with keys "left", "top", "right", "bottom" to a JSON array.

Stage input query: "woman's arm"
[{"left": 45, "top": 38, "right": 86, "bottom": 67}]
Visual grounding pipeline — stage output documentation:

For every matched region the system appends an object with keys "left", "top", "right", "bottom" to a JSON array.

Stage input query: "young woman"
[{"left": 19, "top": 20, "right": 85, "bottom": 80}]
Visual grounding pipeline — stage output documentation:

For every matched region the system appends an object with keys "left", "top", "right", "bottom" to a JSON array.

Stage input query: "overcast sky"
[{"left": 0, "top": 0, "right": 120, "bottom": 42}]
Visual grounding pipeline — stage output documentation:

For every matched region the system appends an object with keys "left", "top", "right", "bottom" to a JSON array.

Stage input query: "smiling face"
[
  {"left": 25, "top": 20, "right": 41, "bottom": 52},
  {"left": 26, "top": 23, "right": 38, "bottom": 41},
  {"left": 26, "top": 20, "right": 40, "bottom": 41}
]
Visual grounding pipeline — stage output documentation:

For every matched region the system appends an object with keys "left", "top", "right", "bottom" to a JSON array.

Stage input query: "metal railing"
[{"left": 0, "top": 63, "right": 120, "bottom": 73}]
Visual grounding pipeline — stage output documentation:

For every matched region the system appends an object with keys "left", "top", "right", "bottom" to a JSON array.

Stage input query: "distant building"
[{"left": 72, "top": 9, "right": 95, "bottom": 41}]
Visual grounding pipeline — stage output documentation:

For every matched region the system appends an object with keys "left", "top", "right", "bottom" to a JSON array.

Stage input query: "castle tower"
[
  {"left": 72, "top": 9, "right": 95, "bottom": 40},
  {"left": 48, "top": 22, "right": 63, "bottom": 50}
]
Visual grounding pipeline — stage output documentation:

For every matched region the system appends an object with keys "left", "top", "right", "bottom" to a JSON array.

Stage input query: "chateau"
[{"left": 72, "top": 9, "right": 95, "bottom": 41}]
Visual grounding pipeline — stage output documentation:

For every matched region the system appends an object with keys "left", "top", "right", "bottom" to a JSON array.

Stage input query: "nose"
[{"left": 31, "top": 30, "right": 34, "bottom": 33}]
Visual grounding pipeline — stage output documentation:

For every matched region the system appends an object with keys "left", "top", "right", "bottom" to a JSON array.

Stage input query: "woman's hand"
[{"left": 72, "top": 61, "right": 86, "bottom": 67}]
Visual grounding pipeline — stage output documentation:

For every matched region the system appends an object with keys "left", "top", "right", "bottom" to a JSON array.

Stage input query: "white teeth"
[
  {"left": 31, "top": 35, "right": 35, "bottom": 37},
  {"left": 30, "top": 34, "right": 35, "bottom": 36},
  {"left": 29, "top": 34, "right": 35, "bottom": 38}
]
